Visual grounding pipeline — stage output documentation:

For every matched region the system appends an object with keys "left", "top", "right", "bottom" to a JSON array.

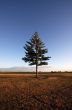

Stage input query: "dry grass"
[{"left": 0, "top": 72, "right": 72, "bottom": 110}]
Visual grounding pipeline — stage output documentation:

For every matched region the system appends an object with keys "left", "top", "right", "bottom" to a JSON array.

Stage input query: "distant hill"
[
  {"left": 0, "top": 67, "right": 34, "bottom": 72},
  {"left": 0, "top": 66, "right": 50, "bottom": 72}
]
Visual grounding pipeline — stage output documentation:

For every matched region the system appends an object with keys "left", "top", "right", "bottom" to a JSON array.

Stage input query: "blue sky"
[{"left": 0, "top": 0, "right": 72, "bottom": 71}]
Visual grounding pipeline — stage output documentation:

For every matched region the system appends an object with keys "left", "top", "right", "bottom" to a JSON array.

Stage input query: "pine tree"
[{"left": 22, "top": 32, "right": 51, "bottom": 78}]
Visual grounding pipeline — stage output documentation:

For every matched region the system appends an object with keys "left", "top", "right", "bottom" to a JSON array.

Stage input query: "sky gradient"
[{"left": 0, "top": 0, "right": 72, "bottom": 71}]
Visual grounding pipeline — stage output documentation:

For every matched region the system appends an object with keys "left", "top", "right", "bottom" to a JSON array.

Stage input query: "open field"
[{"left": 0, "top": 72, "right": 72, "bottom": 110}]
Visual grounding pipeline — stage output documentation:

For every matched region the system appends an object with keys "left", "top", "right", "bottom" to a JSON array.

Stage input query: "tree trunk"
[
  {"left": 36, "top": 44, "right": 38, "bottom": 78},
  {"left": 36, "top": 64, "right": 38, "bottom": 78}
]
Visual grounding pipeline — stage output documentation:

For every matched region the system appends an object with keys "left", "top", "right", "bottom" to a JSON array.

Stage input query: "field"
[{"left": 0, "top": 72, "right": 72, "bottom": 110}]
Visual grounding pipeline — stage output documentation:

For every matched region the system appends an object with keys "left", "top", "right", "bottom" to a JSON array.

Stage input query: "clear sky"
[{"left": 0, "top": 0, "right": 72, "bottom": 71}]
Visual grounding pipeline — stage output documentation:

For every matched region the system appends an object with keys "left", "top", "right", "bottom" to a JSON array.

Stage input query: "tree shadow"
[{"left": 36, "top": 75, "right": 48, "bottom": 80}]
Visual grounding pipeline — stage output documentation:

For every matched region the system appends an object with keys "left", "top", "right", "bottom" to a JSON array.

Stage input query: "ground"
[{"left": 0, "top": 72, "right": 72, "bottom": 110}]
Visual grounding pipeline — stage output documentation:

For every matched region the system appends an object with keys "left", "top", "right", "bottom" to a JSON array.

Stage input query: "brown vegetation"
[{"left": 0, "top": 72, "right": 72, "bottom": 110}]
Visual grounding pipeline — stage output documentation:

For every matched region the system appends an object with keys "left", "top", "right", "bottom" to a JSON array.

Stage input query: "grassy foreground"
[{"left": 0, "top": 72, "right": 72, "bottom": 110}]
